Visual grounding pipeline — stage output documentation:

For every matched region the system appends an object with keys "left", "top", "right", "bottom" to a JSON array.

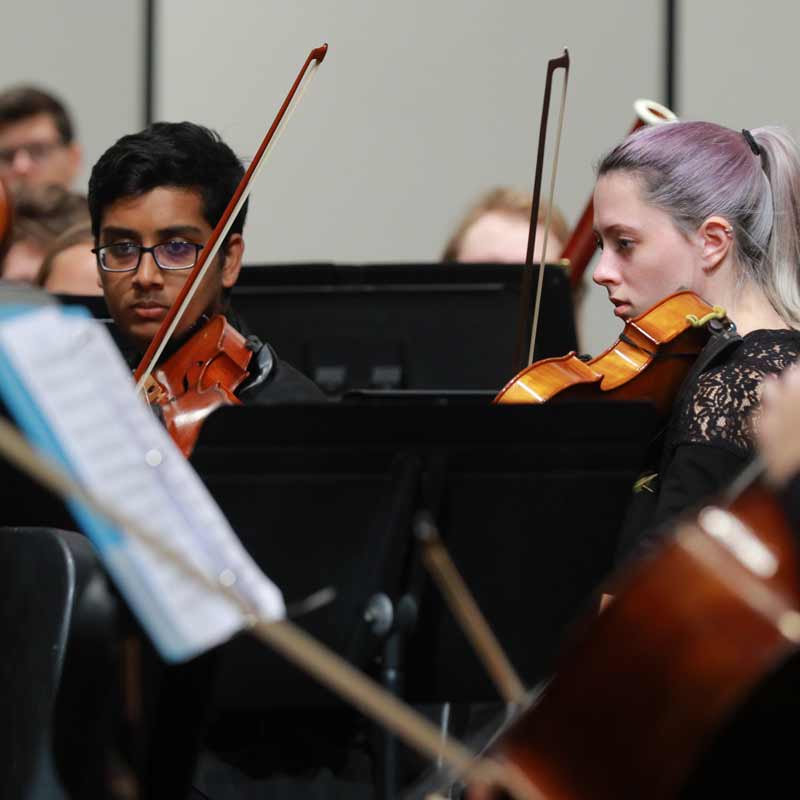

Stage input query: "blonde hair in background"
[{"left": 442, "top": 187, "right": 569, "bottom": 262}]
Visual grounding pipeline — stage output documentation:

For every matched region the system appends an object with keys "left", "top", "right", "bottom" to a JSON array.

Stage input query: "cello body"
[{"left": 480, "top": 481, "right": 800, "bottom": 798}]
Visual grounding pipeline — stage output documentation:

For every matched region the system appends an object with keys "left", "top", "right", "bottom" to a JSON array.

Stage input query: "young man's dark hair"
[
  {"left": 88, "top": 122, "right": 248, "bottom": 243},
  {"left": 0, "top": 85, "right": 74, "bottom": 144}
]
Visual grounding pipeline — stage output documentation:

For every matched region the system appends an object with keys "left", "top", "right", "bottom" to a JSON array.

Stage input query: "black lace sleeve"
[
  {"left": 617, "top": 329, "right": 800, "bottom": 561},
  {"left": 673, "top": 330, "right": 800, "bottom": 457}
]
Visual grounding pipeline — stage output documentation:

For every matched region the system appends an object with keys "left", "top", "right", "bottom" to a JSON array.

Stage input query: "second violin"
[{"left": 495, "top": 291, "right": 730, "bottom": 417}]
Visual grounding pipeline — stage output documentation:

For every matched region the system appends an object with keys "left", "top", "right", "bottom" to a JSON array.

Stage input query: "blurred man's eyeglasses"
[{"left": 0, "top": 140, "right": 66, "bottom": 168}]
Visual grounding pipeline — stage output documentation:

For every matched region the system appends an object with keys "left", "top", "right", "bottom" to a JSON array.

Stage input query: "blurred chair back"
[{"left": 0, "top": 527, "right": 116, "bottom": 800}]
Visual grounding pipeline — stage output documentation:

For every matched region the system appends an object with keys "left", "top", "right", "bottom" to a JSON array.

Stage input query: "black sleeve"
[
  {"left": 617, "top": 442, "right": 748, "bottom": 561},
  {"left": 243, "top": 357, "right": 328, "bottom": 405}
]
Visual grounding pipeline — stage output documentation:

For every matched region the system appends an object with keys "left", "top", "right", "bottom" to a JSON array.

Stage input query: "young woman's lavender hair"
[{"left": 598, "top": 121, "right": 800, "bottom": 328}]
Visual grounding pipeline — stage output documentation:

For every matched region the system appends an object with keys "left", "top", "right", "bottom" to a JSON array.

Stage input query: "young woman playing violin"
[
  {"left": 87, "top": 121, "right": 324, "bottom": 409},
  {"left": 591, "top": 121, "right": 800, "bottom": 559}
]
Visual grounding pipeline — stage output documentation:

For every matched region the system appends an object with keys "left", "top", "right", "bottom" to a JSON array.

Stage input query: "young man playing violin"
[
  {"left": 86, "top": 122, "right": 334, "bottom": 797},
  {"left": 88, "top": 121, "right": 324, "bottom": 405}
]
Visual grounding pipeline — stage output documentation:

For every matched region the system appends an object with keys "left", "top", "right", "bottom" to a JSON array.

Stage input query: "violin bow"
[
  {"left": 410, "top": 52, "right": 573, "bottom": 711},
  {"left": 512, "top": 49, "right": 570, "bottom": 374},
  {"left": 133, "top": 44, "right": 328, "bottom": 393},
  {"left": 415, "top": 511, "right": 528, "bottom": 706}
]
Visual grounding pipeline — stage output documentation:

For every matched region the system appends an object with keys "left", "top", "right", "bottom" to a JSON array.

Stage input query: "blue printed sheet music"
[{"left": 0, "top": 303, "right": 284, "bottom": 662}]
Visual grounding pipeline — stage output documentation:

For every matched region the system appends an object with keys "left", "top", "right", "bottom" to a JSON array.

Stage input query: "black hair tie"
[{"left": 742, "top": 129, "right": 762, "bottom": 157}]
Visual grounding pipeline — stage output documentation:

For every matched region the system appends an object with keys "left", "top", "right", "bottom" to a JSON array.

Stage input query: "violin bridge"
[{"left": 143, "top": 374, "right": 167, "bottom": 404}]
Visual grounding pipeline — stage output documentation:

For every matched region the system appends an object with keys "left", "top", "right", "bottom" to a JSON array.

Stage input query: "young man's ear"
[{"left": 220, "top": 233, "right": 244, "bottom": 289}]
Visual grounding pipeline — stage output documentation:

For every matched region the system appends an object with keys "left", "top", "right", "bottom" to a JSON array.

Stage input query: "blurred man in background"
[{"left": 0, "top": 85, "right": 81, "bottom": 194}]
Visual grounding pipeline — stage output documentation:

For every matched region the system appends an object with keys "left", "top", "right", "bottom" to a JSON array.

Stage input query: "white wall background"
[
  {"left": 680, "top": 3, "right": 800, "bottom": 133},
  {"left": 155, "top": 0, "right": 664, "bottom": 349},
  {"left": 0, "top": 0, "right": 142, "bottom": 190},
  {"left": 11, "top": 2, "right": 797, "bottom": 354}
]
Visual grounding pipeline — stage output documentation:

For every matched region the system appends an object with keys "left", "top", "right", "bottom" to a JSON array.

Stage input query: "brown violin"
[
  {"left": 496, "top": 291, "right": 729, "bottom": 417},
  {"left": 142, "top": 315, "right": 253, "bottom": 456},
  {"left": 132, "top": 44, "right": 327, "bottom": 456}
]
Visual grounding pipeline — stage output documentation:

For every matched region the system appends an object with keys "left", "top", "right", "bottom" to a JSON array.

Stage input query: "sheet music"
[{"left": 0, "top": 305, "right": 285, "bottom": 661}]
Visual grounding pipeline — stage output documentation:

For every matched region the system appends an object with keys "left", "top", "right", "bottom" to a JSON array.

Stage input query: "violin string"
[
  {"left": 0, "top": 415, "right": 542, "bottom": 800},
  {"left": 135, "top": 59, "right": 323, "bottom": 396},
  {"left": 528, "top": 63, "right": 569, "bottom": 366}
]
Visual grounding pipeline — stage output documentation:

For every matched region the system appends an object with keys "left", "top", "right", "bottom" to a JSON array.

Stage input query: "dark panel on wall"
[
  {"left": 144, "top": 0, "right": 156, "bottom": 125},
  {"left": 666, "top": 0, "right": 678, "bottom": 111}
]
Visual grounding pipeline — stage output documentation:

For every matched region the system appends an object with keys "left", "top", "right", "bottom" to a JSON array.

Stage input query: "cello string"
[
  {"left": 135, "top": 55, "right": 324, "bottom": 395},
  {"left": 0, "top": 416, "right": 542, "bottom": 800},
  {"left": 723, "top": 455, "right": 765, "bottom": 504},
  {"left": 678, "top": 518, "right": 800, "bottom": 641},
  {"left": 527, "top": 64, "right": 569, "bottom": 366}
]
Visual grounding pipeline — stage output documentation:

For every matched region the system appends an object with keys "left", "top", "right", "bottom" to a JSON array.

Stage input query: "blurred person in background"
[
  {"left": 1, "top": 185, "right": 89, "bottom": 282},
  {"left": 0, "top": 85, "right": 81, "bottom": 194},
  {"left": 442, "top": 186, "right": 568, "bottom": 264},
  {"left": 35, "top": 223, "right": 101, "bottom": 296}
]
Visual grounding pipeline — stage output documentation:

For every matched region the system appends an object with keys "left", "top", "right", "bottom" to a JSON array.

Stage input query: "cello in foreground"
[{"left": 468, "top": 458, "right": 800, "bottom": 798}]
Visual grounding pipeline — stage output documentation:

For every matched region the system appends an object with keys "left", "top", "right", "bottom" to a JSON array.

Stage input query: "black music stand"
[
  {"left": 232, "top": 262, "right": 577, "bottom": 394},
  {"left": 55, "top": 263, "right": 579, "bottom": 395},
  {"left": 186, "top": 401, "right": 656, "bottom": 797},
  {"left": 0, "top": 400, "right": 656, "bottom": 798}
]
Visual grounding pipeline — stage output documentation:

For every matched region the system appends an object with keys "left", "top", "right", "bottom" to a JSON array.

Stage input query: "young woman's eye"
[
  {"left": 616, "top": 238, "right": 634, "bottom": 252},
  {"left": 594, "top": 233, "right": 604, "bottom": 251}
]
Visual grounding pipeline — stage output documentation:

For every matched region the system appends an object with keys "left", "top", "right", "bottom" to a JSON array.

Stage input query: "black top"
[
  {"left": 236, "top": 340, "right": 327, "bottom": 406},
  {"left": 230, "top": 308, "right": 327, "bottom": 405},
  {"left": 618, "top": 328, "right": 800, "bottom": 558}
]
